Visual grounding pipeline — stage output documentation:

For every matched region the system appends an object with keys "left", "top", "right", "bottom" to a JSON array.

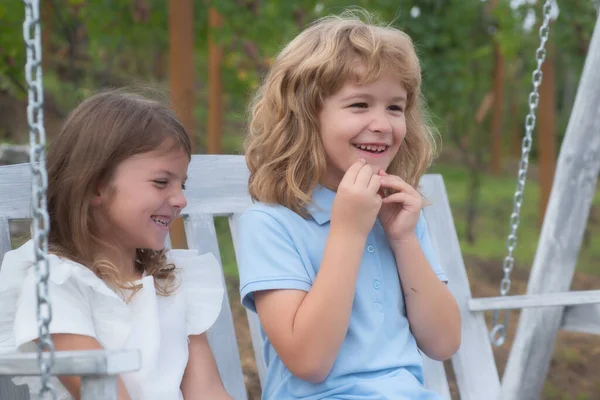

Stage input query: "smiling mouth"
[
  {"left": 151, "top": 216, "right": 171, "bottom": 227},
  {"left": 352, "top": 144, "right": 389, "bottom": 154}
]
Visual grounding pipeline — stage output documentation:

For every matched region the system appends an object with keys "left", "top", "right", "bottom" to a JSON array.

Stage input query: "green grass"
[
  {"left": 430, "top": 164, "right": 600, "bottom": 277},
  {"left": 215, "top": 161, "right": 600, "bottom": 279}
]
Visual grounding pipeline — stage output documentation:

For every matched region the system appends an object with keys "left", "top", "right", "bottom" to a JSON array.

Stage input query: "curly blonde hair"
[
  {"left": 46, "top": 88, "right": 191, "bottom": 297},
  {"left": 245, "top": 9, "right": 439, "bottom": 216}
]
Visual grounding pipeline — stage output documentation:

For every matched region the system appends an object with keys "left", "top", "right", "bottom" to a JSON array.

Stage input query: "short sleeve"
[
  {"left": 416, "top": 211, "right": 448, "bottom": 284},
  {"left": 168, "top": 250, "right": 225, "bottom": 336},
  {"left": 237, "top": 208, "right": 313, "bottom": 313},
  {"left": 14, "top": 267, "right": 97, "bottom": 349}
]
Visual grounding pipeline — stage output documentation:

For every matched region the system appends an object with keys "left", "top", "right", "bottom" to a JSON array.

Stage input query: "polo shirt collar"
[{"left": 307, "top": 184, "right": 336, "bottom": 225}]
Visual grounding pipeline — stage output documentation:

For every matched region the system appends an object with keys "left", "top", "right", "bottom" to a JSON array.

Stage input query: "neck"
[
  {"left": 320, "top": 174, "right": 342, "bottom": 192},
  {"left": 95, "top": 243, "right": 142, "bottom": 282}
]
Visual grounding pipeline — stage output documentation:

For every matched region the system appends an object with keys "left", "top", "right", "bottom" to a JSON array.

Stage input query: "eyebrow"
[
  {"left": 340, "top": 93, "right": 407, "bottom": 103},
  {"left": 156, "top": 170, "right": 188, "bottom": 181}
]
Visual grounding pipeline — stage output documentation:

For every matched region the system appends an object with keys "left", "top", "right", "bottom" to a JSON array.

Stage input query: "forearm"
[
  {"left": 290, "top": 228, "right": 366, "bottom": 377},
  {"left": 181, "top": 334, "right": 232, "bottom": 399},
  {"left": 392, "top": 235, "right": 461, "bottom": 360}
]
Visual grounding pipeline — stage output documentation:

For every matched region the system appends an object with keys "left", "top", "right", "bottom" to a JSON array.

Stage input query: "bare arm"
[
  {"left": 254, "top": 229, "right": 365, "bottom": 382},
  {"left": 392, "top": 235, "right": 461, "bottom": 360},
  {"left": 46, "top": 334, "right": 131, "bottom": 400},
  {"left": 180, "top": 333, "right": 232, "bottom": 399},
  {"left": 254, "top": 160, "right": 381, "bottom": 383}
]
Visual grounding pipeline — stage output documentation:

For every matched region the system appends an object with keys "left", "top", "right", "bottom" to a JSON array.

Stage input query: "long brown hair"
[
  {"left": 46, "top": 88, "right": 191, "bottom": 295},
  {"left": 245, "top": 9, "right": 440, "bottom": 216}
]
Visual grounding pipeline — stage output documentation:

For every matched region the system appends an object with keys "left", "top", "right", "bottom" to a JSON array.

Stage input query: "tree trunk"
[
  {"left": 168, "top": 0, "right": 194, "bottom": 249},
  {"left": 208, "top": 7, "right": 223, "bottom": 155}
]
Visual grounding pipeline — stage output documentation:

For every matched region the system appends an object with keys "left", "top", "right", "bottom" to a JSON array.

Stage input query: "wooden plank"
[
  {"left": 469, "top": 290, "right": 600, "bottom": 311},
  {"left": 0, "top": 155, "right": 253, "bottom": 219},
  {"left": 229, "top": 213, "right": 267, "bottom": 388},
  {"left": 0, "top": 349, "right": 140, "bottom": 376},
  {"left": 0, "top": 164, "right": 32, "bottom": 219},
  {"left": 419, "top": 174, "right": 500, "bottom": 400},
  {"left": 81, "top": 376, "right": 118, "bottom": 400},
  {"left": 0, "top": 217, "right": 11, "bottom": 263},
  {"left": 183, "top": 214, "right": 248, "bottom": 400},
  {"left": 501, "top": 14, "right": 600, "bottom": 400},
  {"left": 562, "top": 303, "right": 600, "bottom": 335},
  {"left": 0, "top": 377, "right": 29, "bottom": 400},
  {"left": 421, "top": 356, "right": 451, "bottom": 400}
]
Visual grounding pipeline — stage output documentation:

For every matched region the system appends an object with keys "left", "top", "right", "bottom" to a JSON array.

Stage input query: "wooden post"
[
  {"left": 490, "top": 39, "right": 505, "bottom": 175},
  {"left": 509, "top": 90, "right": 521, "bottom": 158},
  {"left": 537, "top": 42, "right": 556, "bottom": 224},
  {"left": 489, "top": 0, "right": 505, "bottom": 176},
  {"left": 208, "top": 7, "right": 223, "bottom": 154},
  {"left": 501, "top": 15, "right": 600, "bottom": 400},
  {"left": 41, "top": 1, "right": 52, "bottom": 70},
  {"left": 168, "top": 0, "right": 194, "bottom": 249}
]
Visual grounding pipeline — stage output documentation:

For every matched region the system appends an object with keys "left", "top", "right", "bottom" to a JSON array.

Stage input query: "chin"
[{"left": 144, "top": 240, "right": 167, "bottom": 252}]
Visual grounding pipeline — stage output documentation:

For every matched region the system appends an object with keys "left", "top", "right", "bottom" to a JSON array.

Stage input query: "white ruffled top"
[{"left": 0, "top": 240, "right": 225, "bottom": 400}]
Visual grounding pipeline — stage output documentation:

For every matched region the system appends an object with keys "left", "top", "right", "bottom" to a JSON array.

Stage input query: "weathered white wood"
[
  {"left": 562, "top": 303, "right": 600, "bottom": 335},
  {"left": 0, "top": 217, "right": 11, "bottom": 264},
  {"left": 0, "top": 377, "right": 29, "bottom": 400},
  {"left": 469, "top": 290, "right": 600, "bottom": 311},
  {"left": 1, "top": 220, "right": 27, "bottom": 399},
  {"left": 228, "top": 213, "right": 267, "bottom": 388},
  {"left": 81, "top": 375, "right": 118, "bottom": 400},
  {"left": 501, "top": 14, "right": 600, "bottom": 400},
  {"left": 0, "top": 349, "right": 140, "bottom": 376},
  {"left": 419, "top": 174, "right": 500, "bottom": 400},
  {"left": 0, "top": 164, "right": 31, "bottom": 220},
  {"left": 183, "top": 214, "right": 248, "bottom": 400},
  {"left": 421, "top": 355, "right": 452, "bottom": 400},
  {"left": 0, "top": 156, "right": 254, "bottom": 219}
]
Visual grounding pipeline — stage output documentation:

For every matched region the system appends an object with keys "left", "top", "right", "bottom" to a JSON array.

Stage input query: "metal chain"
[
  {"left": 489, "top": 0, "right": 554, "bottom": 347},
  {"left": 23, "top": 1, "right": 56, "bottom": 398}
]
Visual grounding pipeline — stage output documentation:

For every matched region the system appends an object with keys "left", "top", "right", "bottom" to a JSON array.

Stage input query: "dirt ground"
[{"left": 227, "top": 255, "right": 600, "bottom": 400}]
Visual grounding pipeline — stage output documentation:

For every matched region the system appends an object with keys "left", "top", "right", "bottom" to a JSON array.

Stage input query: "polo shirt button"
[
  {"left": 367, "top": 245, "right": 375, "bottom": 253},
  {"left": 374, "top": 302, "right": 383, "bottom": 311},
  {"left": 373, "top": 280, "right": 381, "bottom": 290}
]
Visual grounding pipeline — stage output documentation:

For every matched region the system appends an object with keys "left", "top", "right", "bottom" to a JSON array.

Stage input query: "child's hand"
[
  {"left": 378, "top": 170, "right": 422, "bottom": 244},
  {"left": 330, "top": 159, "right": 382, "bottom": 237}
]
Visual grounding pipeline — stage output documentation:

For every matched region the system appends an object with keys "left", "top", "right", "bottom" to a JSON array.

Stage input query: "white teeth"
[
  {"left": 354, "top": 144, "right": 387, "bottom": 153},
  {"left": 151, "top": 216, "right": 169, "bottom": 227}
]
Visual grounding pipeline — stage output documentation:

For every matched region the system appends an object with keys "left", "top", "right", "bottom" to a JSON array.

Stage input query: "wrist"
[
  {"left": 389, "top": 233, "right": 419, "bottom": 254},
  {"left": 329, "top": 222, "right": 368, "bottom": 247}
]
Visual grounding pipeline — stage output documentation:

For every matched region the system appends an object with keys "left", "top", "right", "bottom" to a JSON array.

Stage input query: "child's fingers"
[
  {"left": 355, "top": 163, "right": 373, "bottom": 188},
  {"left": 380, "top": 175, "right": 419, "bottom": 196},
  {"left": 382, "top": 192, "right": 421, "bottom": 210},
  {"left": 367, "top": 174, "right": 382, "bottom": 194},
  {"left": 341, "top": 158, "right": 366, "bottom": 186}
]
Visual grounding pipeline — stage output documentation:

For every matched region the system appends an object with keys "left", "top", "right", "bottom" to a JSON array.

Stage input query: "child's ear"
[
  {"left": 90, "top": 181, "right": 107, "bottom": 206},
  {"left": 90, "top": 193, "right": 102, "bottom": 206}
]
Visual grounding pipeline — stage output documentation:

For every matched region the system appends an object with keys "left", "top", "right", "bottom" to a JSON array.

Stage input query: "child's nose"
[
  {"left": 369, "top": 109, "right": 393, "bottom": 133},
  {"left": 170, "top": 189, "right": 187, "bottom": 210}
]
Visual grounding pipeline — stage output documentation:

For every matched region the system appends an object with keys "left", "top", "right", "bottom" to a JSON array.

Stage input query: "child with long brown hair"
[
  {"left": 236, "top": 10, "right": 461, "bottom": 400},
  {"left": 0, "top": 89, "right": 232, "bottom": 400}
]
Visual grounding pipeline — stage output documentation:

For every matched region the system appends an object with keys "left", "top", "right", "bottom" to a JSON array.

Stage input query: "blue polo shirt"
[{"left": 237, "top": 185, "right": 447, "bottom": 400}]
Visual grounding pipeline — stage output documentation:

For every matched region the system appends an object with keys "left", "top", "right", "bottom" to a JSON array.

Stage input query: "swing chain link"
[
  {"left": 490, "top": 0, "right": 553, "bottom": 347},
  {"left": 23, "top": 0, "right": 56, "bottom": 398}
]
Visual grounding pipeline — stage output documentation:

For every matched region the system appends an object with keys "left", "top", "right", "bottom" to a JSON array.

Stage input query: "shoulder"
[
  {"left": 165, "top": 249, "right": 224, "bottom": 335},
  {"left": 0, "top": 240, "right": 114, "bottom": 300},
  {"left": 415, "top": 210, "right": 429, "bottom": 238},
  {"left": 241, "top": 201, "right": 300, "bottom": 221},
  {"left": 238, "top": 201, "right": 309, "bottom": 235}
]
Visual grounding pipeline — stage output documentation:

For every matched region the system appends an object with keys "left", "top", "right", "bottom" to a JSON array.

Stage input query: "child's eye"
[
  {"left": 153, "top": 180, "right": 168, "bottom": 187},
  {"left": 389, "top": 105, "right": 404, "bottom": 112},
  {"left": 350, "top": 102, "right": 368, "bottom": 109}
]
